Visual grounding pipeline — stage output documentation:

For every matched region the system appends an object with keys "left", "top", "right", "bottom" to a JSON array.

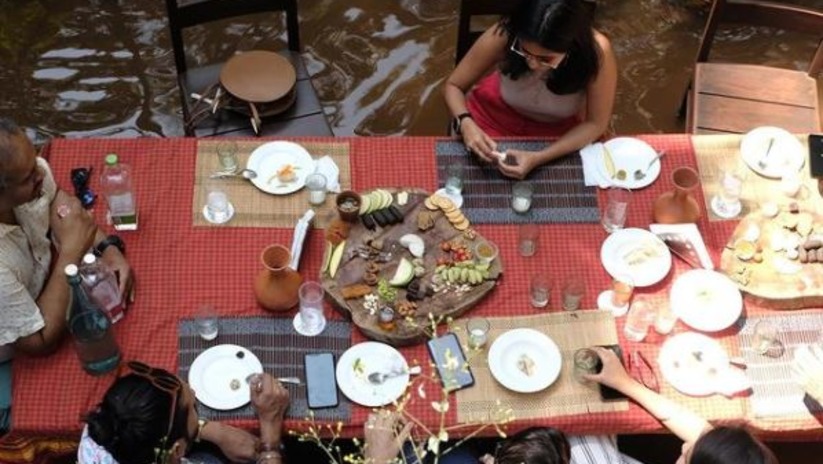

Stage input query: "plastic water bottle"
[
  {"left": 65, "top": 264, "right": 121, "bottom": 375},
  {"left": 100, "top": 154, "right": 138, "bottom": 231},
  {"left": 80, "top": 253, "right": 124, "bottom": 323}
]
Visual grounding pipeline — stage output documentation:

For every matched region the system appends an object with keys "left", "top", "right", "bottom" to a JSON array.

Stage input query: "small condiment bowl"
[
  {"left": 475, "top": 240, "right": 498, "bottom": 265},
  {"left": 336, "top": 190, "right": 362, "bottom": 223}
]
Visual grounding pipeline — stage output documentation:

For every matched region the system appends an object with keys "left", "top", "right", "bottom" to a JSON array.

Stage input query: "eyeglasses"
[
  {"left": 127, "top": 361, "right": 183, "bottom": 446},
  {"left": 70, "top": 167, "right": 97, "bottom": 209},
  {"left": 509, "top": 38, "right": 564, "bottom": 68}
]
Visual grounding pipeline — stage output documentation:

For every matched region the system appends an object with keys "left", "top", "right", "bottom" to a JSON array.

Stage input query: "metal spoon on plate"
[{"left": 633, "top": 150, "right": 667, "bottom": 181}]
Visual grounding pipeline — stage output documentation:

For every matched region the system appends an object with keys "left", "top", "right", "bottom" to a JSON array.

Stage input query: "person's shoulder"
[{"left": 592, "top": 29, "right": 613, "bottom": 55}]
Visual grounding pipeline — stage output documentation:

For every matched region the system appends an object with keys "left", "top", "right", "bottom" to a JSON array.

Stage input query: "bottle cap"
[
  {"left": 64, "top": 264, "right": 79, "bottom": 276},
  {"left": 104, "top": 154, "right": 119, "bottom": 165},
  {"left": 82, "top": 253, "right": 96, "bottom": 265}
]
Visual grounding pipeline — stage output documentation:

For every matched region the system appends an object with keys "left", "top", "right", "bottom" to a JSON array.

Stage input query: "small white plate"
[
  {"left": 247, "top": 141, "right": 314, "bottom": 194},
  {"left": 600, "top": 228, "right": 672, "bottom": 287},
  {"left": 336, "top": 342, "right": 409, "bottom": 407},
  {"left": 188, "top": 344, "right": 263, "bottom": 410},
  {"left": 740, "top": 127, "right": 805, "bottom": 178},
  {"left": 596, "top": 137, "right": 662, "bottom": 189},
  {"left": 670, "top": 269, "right": 742, "bottom": 332},
  {"left": 658, "top": 332, "right": 730, "bottom": 397},
  {"left": 488, "top": 328, "right": 561, "bottom": 393}
]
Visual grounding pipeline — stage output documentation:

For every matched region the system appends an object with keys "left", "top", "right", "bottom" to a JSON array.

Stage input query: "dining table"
[{"left": 3, "top": 133, "right": 823, "bottom": 462}]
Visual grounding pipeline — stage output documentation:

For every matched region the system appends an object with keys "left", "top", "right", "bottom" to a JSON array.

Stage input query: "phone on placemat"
[
  {"left": 809, "top": 134, "right": 823, "bottom": 178},
  {"left": 305, "top": 352, "right": 339, "bottom": 409},
  {"left": 595, "top": 345, "right": 628, "bottom": 401},
  {"left": 427, "top": 332, "right": 475, "bottom": 392}
]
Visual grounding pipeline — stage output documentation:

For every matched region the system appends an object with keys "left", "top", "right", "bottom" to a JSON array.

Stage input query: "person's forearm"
[
  {"left": 259, "top": 418, "right": 283, "bottom": 447},
  {"left": 443, "top": 82, "right": 470, "bottom": 119},
  {"left": 535, "top": 120, "right": 606, "bottom": 164},
  {"left": 620, "top": 379, "right": 710, "bottom": 443},
  {"left": 25, "top": 253, "right": 81, "bottom": 354}
]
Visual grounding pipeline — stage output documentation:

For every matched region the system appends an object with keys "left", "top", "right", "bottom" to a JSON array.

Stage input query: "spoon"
[
  {"left": 757, "top": 137, "right": 775, "bottom": 170},
  {"left": 367, "top": 365, "right": 422, "bottom": 385},
  {"left": 210, "top": 168, "right": 257, "bottom": 180},
  {"left": 633, "top": 150, "right": 667, "bottom": 181}
]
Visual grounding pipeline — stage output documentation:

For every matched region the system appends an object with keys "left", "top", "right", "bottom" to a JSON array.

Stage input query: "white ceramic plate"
[
  {"left": 600, "top": 228, "right": 672, "bottom": 287},
  {"left": 658, "top": 332, "right": 730, "bottom": 397},
  {"left": 595, "top": 137, "right": 662, "bottom": 189},
  {"left": 740, "top": 126, "right": 805, "bottom": 178},
  {"left": 188, "top": 344, "right": 263, "bottom": 410},
  {"left": 247, "top": 141, "right": 314, "bottom": 194},
  {"left": 670, "top": 269, "right": 743, "bottom": 332},
  {"left": 488, "top": 328, "right": 561, "bottom": 393},
  {"left": 336, "top": 342, "right": 409, "bottom": 407}
]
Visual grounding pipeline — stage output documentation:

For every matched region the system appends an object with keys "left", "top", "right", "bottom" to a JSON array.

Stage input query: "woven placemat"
[
  {"left": 455, "top": 310, "right": 627, "bottom": 423},
  {"left": 739, "top": 312, "right": 823, "bottom": 421},
  {"left": 192, "top": 140, "right": 351, "bottom": 229},
  {"left": 179, "top": 317, "right": 352, "bottom": 422},
  {"left": 435, "top": 140, "right": 599, "bottom": 224},
  {"left": 692, "top": 135, "right": 820, "bottom": 222}
]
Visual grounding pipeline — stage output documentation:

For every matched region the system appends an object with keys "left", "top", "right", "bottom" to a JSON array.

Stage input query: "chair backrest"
[
  {"left": 695, "top": 0, "right": 823, "bottom": 76},
  {"left": 165, "top": 0, "right": 300, "bottom": 75},
  {"left": 455, "top": 0, "right": 597, "bottom": 64}
]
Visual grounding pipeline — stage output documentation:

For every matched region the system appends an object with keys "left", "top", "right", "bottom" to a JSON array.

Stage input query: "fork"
[{"left": 633, "top": 150, "right": 667, "bottom": 181}]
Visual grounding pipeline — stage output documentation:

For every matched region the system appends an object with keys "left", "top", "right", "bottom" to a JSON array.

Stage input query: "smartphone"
[
  {"left": 427, "top": 333, "right": 475, "bottom": 392},
  {"left": 594, "top": 345, "right": 628, "bottom": 401},
  {"left": 809, "top": 134, "right": 823, "bottom": 178},
  {"left": 304, "top": 352, "right": 339, "bottom": 409}
]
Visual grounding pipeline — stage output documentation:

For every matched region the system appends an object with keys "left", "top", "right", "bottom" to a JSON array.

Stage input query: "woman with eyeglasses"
[
  {"left": 443, "top": 0, "right": 617, "bottom": 179},
  {"left": 78, "top": 362, "right": 290, "bottom": 464}
]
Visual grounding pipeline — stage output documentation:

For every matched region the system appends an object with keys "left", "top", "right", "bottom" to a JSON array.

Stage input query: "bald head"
[{"left": 0, "top": 118, "right": 25, "bottom": 191}]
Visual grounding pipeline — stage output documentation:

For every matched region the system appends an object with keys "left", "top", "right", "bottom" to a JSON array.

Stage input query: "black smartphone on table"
[
  {"left": 809, "top": 134, "right": 823, "bottom": 178},
  {"left": 427, "top": 332, "right": 475, "bottom": 392},
  {"left": 305, "top": 352, "right": 339, "bottom": 409},
  {"left": 595, "top": 345, "right": 628, "bottom": 401}
]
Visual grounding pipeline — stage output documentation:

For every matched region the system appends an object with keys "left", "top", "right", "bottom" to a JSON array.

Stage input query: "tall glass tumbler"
[
  {"left": 602, "top": 187, "right": 631, "bottom": 233},
  {"left": 294, "top": 281, "right": 327, "bottom": 336}
]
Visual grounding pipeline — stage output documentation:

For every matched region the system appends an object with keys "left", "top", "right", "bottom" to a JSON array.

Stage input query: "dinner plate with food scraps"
[
  {"left": 488, "top": 328, "right": 561, "bottom": 393},
  {"left": 188, "top": 344, "right": 263, "bottom": 410},
  {"left": 335, "top": 341, "right": 409, "bottom": 407},
  {"left": 658, "top": 332, "right": 750, "bottom": 397},
  {"left": 740, "top": 126, "right": 805, "bottom": 179},
  {"left": 246, "top": 141, "right": 314, "bottom": 195},
  {"left": 601, "top": 228, "right": 672, "bottom": 287},
  {"left": 670, "top": 269, "right": 742, "bottom": 332},
  {"left": 596, "top": 137, "right": 662, "bottom": 189}
]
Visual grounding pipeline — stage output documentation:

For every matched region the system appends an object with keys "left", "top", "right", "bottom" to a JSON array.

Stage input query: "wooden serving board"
[
  {"left": 719, "top": 209, "right": 823, "bottom": 309},
  {"left": 320, "top": 189, "right": 502, "bottom": 346}
]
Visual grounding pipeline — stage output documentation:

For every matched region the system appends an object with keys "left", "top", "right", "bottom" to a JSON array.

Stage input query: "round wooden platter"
[
  {"left": 719, "top": 208, "right": 823, "bottom": 309},
  {"left": 320, "top": 188, "right": 503, "bottom": 346}
]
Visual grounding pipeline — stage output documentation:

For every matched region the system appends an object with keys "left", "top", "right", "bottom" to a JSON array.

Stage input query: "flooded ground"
[{"left": 0, "top": 0, "right": 820, "bottom": 141}]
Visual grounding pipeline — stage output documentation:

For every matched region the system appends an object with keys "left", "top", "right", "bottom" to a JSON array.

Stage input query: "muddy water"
[{"left": 0, "top": 0, "right": 820, "bottom": 141}]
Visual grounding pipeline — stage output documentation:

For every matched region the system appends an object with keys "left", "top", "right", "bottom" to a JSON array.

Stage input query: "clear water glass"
[
  {"left": 624, "top": 299, "right": 655, "bottom": 342},
  {"left": 203, "top": 185, "right": 234, "bottom": 224},
  {"left": 562, "top": 278, "right": 585, "bottom": 311},
  {"left": 216, "top": 140, "right": 239, "bottom": 173},
  {"left": 711, "top": 169, "right": 743, "bottom": 218},
  {"left": 195, "top": 305, "right": 219, "bottom": 341},
  {"left": 511, "top": 181, "right": 533, "bottom": 213},
  {"left": 466, "top": 318, "right": 490, "bottom": 350},
  {"left": 306, "top": 172, "right": 328, "bottom": 205},
  {"left": 530, "top": 273, "right": 551, "bottom": 309},
  {"left": 602, "top": 187, "right": 631, "bottom": 233},
  {"left": 518, "top": 223, "right": 539, "bottom": 257},
  {"left": 297, "top": 281, "right": 327, "bottom": 336},
  {"left": 573, "top": 348, "right": 600, "bottom": 384},
  {"left": 445, "top": 164, "right": 464, "bottom": 196}
]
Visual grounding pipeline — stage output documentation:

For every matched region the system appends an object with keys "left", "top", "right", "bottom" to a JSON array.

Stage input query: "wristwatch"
[
  {"left": 194, "top": 417, "right": 209, "bottom": 443},
  {"left": 93, "top": 234, "right": 125, "bottom": 257},
  {"left": 451, "top": 112, "right": 472, "bottom": 135}
]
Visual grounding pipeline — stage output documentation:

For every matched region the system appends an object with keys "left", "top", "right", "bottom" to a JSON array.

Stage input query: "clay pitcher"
[
  {"left": 653, "top": 166, "right": 702, "bottom": 224},
  {"left": 254, "top": 245, "right": 303, "bottom": 312}
]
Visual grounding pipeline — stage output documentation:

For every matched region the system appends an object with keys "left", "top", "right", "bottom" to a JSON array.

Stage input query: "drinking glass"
[
  {"left": 202, "top": 184, "right": 234, "bottom": 224},
  {"left": 780, "top": 167, "right": 802, "bottom": 198},
  {"left": 216, "top": 140, "right": 239, "bottom": 173},
  {"left": 194, "top": 305, "right": 219, "bottom": 341},
  {"left": 466, "top": 318, "right": 490, "bottom": 350},
  {"left": 598, "top": 273, "right": 634, "bottom": 317},
  {"left": 573, "top": 348, "right": 600, "bottom": 384},
  {"left": 518, "top": 223, "right": 539, "bottom": 257},
  {"left": 711, "top": 168, "right": 743, "bottom": 219},
  {"left": 474, "top": 240, "right": 498, "bottom": 265},
  {"left": 511, "top": 181, "right": 533, "bottom": 213},
  {"left": 306, "top": 172, "right": 328, "bottom": 206},
  {"left": 530, "top": 273, "right": 551, "bottom": 309},
  {"left": 445, "top": 164, "right": 464, "bottom": 196},
  {"left": 562, "top": 278, "right": 585, "bottom": 311},
  {"left": 654, "top": 303, "right": 677, "bottom": 335},
  {"left": 624, "top": 298, "right": 655, "bottom": 342},
  {"left": 601, "top": 187, "right": 631, "bottom": 233},
  {"left": 753, "top": 319, "right": 783, "bottom": 356},
  {"left": 295, "top": 281, "right": 327, "bottom": 336}
]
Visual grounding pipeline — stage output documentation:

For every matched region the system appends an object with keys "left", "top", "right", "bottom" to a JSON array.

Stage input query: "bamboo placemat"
[
  {"left": 455, "top": 310, "right": 627, "bottom": 423},
  {"left": 192, "top": 140, "right": 351, "bottom": 229},
  {"left": 692, "top": 134, "right": 820, "bottom": 222}
]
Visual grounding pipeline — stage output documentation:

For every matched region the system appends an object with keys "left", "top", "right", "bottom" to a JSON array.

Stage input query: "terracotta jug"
[
  {"left": 653, "top": 166, "right": 702, "bottom": 224},
  {"left": 254, "top": 244, "right": 303, "bottom": 312}
]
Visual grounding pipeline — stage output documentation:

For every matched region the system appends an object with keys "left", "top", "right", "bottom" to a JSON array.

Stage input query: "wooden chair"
[
  {"left": 165, "top": 0, "right": 332, "bottom": 137},
  {"left": 681, "top": 0, "right": 823, "bottom": 134}
]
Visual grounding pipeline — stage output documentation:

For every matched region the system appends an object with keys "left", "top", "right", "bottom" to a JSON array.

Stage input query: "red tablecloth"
[{"left": 6, "top": 135, "right": 822, "bottom": 448}]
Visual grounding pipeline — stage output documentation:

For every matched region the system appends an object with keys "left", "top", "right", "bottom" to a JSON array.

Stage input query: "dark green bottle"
[{"left": 65, "top": 264, "right": 121, "bottom": 375}]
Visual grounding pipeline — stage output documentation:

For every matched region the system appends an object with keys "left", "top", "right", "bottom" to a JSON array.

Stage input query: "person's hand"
[
  {"left": 584, "top": 347, "right": 635, "bottom": 392},
  {"left": 99, "top": 246, "right": 135, "bottom": 309},
  {"left": 250, "top": 373, "right": 290, "bottom": 423},
  {"left": 363, "top": 411, "right": 413, "bottom": 464},
  {"left": 792, "top": 343, "right": 823, "bottom": 403},
  {"left": 479, "top": 453, "right": 496, "bottom": 464},
  {"left": 202, "top": 422, "right": 259, "bottom": 463},
  {"left": 496, "top": 149, "right": 539, "bottom": 180},
  {"left": 460, "top": 121, "right": 498, "bottom": 163},
  {"left": 50, "top": 191, "right": 96, "bottom": 260}
]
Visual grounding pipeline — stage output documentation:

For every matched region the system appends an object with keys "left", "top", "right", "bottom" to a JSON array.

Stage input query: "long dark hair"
[
  {"left": 84, "top": 373, "right": 189, "bottom": 464},
  {"left": 499, "top": 0, "right": 600, "bottom": 95},
  {"left": 689, "top": 427, "right": 778, "bottom": 464},
  {"left": 495, "top": 427, "right": 571, "bottom": 464}
]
